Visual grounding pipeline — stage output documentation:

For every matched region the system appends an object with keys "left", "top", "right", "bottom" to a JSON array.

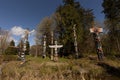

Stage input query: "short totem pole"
[
  {"left": 90, "top": 27, "right": 104, "bottom": 61},
  {"left": 49, "top": 41, "right": 63, "bottom": 61}
]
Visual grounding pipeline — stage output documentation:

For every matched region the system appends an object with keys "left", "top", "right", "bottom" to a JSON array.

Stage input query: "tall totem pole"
[
  {"left": 90, "top": 27, "right": 104, "bottom": 61},
  {"left": 20, "top": 29, "right": 29, "bottom": 62},
  {"left": 42, "top": 35, "right": 46, "bottom": 58},
  {"left": 50, "top": 31, "right": 54, "bottom": 60},
  {"left": 73, "top": 24, "right": 79, "bottom": 59}
]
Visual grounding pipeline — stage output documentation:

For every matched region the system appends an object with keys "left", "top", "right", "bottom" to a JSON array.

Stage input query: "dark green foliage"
[
  {"left": 10, "top": 40, "right": 15, "bottom": 46},
  {"left": 63, "top": 0, "right": 74, "bottom": 5},
  {"left": 17, "top": 40, "right": 24, "bottom": 50},
  {"left": 34, "top": 0, "right": 94, "bottom": 58},
  {"left": 102, "top": 0, "right": 120, "bottom": 20},
  {"left": 55, "top": 0, "right": 94, "bottom": 57},
  {"left": 102, "top": 0, "right": 120, "bottom": 55},
  {"left": 5, "top": 40, "right": 18, "bottom": 55},
  {"left": 36, "top": 17, "right": 55, "bottom": 56},
  {"left": 5, "top": 46, "right": 18, "bottom": 55},
  {"left": 79, "top": 9, "right": 95, "bottom": 53}
]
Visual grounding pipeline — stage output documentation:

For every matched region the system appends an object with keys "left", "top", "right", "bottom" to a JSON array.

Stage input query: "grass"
[
  {"left": 26, "top": 55, "right": 50, "bottom": 62},
  {"left": 0, "top": 55, "right": 120, "bottom": 80}
]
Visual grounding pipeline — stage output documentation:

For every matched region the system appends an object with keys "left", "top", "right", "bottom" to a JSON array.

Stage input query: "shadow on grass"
[{"left": 97, "top": 62, "right": 120, "bottom": 78}]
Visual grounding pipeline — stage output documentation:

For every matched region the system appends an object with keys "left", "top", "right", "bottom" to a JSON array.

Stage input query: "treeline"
[
  {"left": 35, "top": 0, "right": 94, "bottom": 58},
  {"left": 102, "top": 0, "right": 120, "bottom": 56},
  {"left": 4, "top": 40, "right": 30, "bottom": 55},
  {"left": 34, "top": 0, "right": 120, "bottom": 58},
  {"left": 0, "top": 29, "right": 27, "bottom": 56}
]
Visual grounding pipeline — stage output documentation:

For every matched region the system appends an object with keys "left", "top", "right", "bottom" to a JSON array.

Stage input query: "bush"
[{"left": 5, "top": 46, "right": 18, "bottom": 55}]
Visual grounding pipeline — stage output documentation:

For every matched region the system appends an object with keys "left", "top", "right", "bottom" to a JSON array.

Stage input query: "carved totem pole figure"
[{"left": 90, "top": 27, "right": 104, "bottom": 61}]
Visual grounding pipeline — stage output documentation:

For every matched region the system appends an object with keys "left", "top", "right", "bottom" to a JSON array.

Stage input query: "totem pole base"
[
  {"left": 42, "top": 55, "right": 46, "bottom": 59},
  {"left": 54, "top": 54, "right": 58, "bottom": 62},
  {"left": 51, "top": 55, "right": 54, "bottom": 61}
]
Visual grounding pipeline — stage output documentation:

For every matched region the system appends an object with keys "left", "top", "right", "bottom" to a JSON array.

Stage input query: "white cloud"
[
  {"left": 9, "top": 36, "right": 18, "bottom": 43},
  {"left": 29, "top": 29, "right": 35, "bottom": 36},
  {"left": 11, "top": 26, "right": 25, "bottom": 36},
  {"left": 11, "top": 26, "right": 35, "bottom": 37},
  {"left": 30, "top": 29, "right": 35, "bottom": 33},
  {"left": 10, "top": 26, "right": 36, "bottom": 45}
]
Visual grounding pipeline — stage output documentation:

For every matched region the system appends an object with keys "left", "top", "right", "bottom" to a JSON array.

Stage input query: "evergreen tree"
[
  {"left": 36, "top": 17, "right": 55, "bottom": 56},
  {"left": 17, "top": 40, "right": 24, "bottom": 50},
  {"left": 5, "top": 40, "right": 17, "bottom": 55},
  {"left": 5, "top": 46, "right": 18, "bottom": 55},
  {"left": 10, "top": 40, "right": 15, "bottom": 46},
  {"left": 102, "top": 0, "right": 120, "bottom": 55},
  {"left": 55, "top": 0, "right": 94, "bottom": 57}
]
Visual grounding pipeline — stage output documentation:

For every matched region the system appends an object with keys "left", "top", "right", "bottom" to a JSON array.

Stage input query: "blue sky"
[{"left": 0, "top": 0, "right": 104, "bottom": 45}]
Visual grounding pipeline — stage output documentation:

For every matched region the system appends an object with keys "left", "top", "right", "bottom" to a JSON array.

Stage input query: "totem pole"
[
  {"left": 73, "top": 24, "right": 79, "bottom": 58},
  {"left": 42, "top": 35, "right": 46, "bottom": 58},
  {"left": 49, "top": 41, "right": 63, "bottom": 61},
  {"left": 20, "top": 29, "right": 29, "bottom": 62},
  {"left": 90, "top": 27, "right": 104, "bottom": 61},
  {"left": 50, "top": 31, "right": 54, "bottom": 60}
]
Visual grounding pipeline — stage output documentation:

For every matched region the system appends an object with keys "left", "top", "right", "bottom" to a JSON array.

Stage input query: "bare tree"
[
  {"left": 30, "top": 45, "right": 42, "bottom": 56},
  {"left": 35, "top": 16, "right": 56, "bottom": 57},
  {"left": 0, "top": 28, "right": 10, "bottom": 54}
]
